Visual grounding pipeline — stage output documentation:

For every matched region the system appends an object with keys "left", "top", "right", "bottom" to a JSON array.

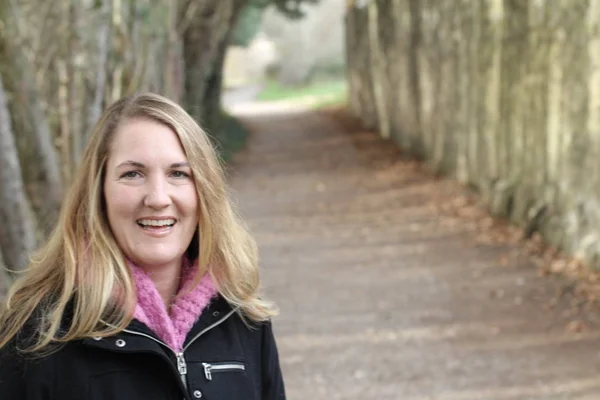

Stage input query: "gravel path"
[{"left": 228, "top": 105, "right": 600, "bottom": 400}]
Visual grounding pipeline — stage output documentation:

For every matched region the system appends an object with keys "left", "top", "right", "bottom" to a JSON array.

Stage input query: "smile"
[{"left": 136, "top": 219, "right": 176, "bottom": 228}]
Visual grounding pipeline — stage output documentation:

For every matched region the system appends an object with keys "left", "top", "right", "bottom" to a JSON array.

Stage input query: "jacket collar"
[
  {"left": 82, "top": 294, "right": 237, "bottom": 354},
  {"left": 129, "top": 260, "right": 218, "bottom": 352}
]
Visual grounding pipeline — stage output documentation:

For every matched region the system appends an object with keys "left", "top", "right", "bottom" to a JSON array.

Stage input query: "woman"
[{"left": 0, "top": 93, "right": 285, "bottom": 400}]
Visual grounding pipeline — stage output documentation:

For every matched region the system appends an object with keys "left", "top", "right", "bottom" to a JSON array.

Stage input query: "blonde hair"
[{"left": 0, "top": 93, "right": 276, "bottom": 353}]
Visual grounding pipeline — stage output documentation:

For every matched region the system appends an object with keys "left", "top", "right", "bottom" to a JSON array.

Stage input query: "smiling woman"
[
  {"left": 0, "top": 93, "right": 285, "bottom": 400},
  {"left": 104, "top": 118, "right": 200, "bottom": 305}
]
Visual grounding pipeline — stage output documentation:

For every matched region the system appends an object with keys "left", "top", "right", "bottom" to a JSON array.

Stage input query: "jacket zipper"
[
  {"left": 119, "top": 329, "right": 189, "bottom": 388},
  {"left": 122, "top": 307, "right": 238, "bottom": 391},
  {"left": 202, "top": 362, "right": 246, "bottom": 381},
  {"left": 176, "top": 353, "right": 188, "bottom": 386},
  {"left": 181, "top": 307, "right": 237, "bottom": 353}
]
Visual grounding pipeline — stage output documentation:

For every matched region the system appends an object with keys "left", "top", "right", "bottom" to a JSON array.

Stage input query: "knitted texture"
[{"left": 130, "top": 259, "right": 217, "bottom": 352}]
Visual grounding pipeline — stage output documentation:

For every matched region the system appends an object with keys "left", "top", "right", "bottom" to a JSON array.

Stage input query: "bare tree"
[
  {"left": 86, "top": 0, "right": 111, "bottom": 146},
  {"left": 0, "top": 0, "right": 266, "bottom": 283},
  {"left": 0, "top": 74, "right": 37, "bottom": 274},
  {"left": 3, "top": 1, "right": 64, "bottom": 232},
  {"left": 179, "top": 0, "right": 248, "bottom": 133},
  {"left": 164, "top": 0, "right": 184, "bottom": 102}
]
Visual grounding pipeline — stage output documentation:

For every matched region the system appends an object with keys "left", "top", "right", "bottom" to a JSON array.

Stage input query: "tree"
[
  {"left": 0, "top": 0, "right": 64, "bottom": 234},
  {"left": 0, "top": 0, "right": 320, "bottom": 300},
  {"left": 0, "top": 73, "right": 37, "bottom": 277},
  {"left": 178, "top": 0, "right": 320, "bottom": 149},
  {"left": 231, "top": 4, "right": 264, "bottom": 47}
]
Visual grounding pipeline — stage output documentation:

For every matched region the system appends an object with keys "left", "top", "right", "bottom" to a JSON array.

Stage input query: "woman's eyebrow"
[
  {"left": 116, "top": 160, "right": 145, "bottom": 168},
  {"left": 170, "top": 162, "right": 190, "bottom": 168},
  {"left": 115, "top": 161, "right": 190, "bottom": 168}
]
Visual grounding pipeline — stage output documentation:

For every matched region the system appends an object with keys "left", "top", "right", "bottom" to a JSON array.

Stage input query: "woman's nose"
[{"left": 143, "top": 179, "right": 171, "bottom": 209}]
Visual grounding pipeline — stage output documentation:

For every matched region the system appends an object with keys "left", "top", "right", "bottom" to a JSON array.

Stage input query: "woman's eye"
[
  {"left": 171, "top": 171, "right": 190, "bottom": 178},
  {"left": 120, "top": 171, "right": 140, "bottom": 179}
]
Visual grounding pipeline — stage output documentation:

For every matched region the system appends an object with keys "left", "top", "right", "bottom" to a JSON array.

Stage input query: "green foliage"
[
  {"left": 248, "top": 0, "right": 320, "bottom": 20},
  {"left": 231, "top": 5, "right": 264, "bottom": 47},
  {"left": 231, "top": 0, "right": 320, "bottom": 47},
  {"left": 256, "top": 78, "right": 347, "bottom": 110},
  {"left": 224, "top": 0, "right": 322, "bottom": 159},
  {"left": 270, "top": 0, "right": 320, "bottom": 19}
]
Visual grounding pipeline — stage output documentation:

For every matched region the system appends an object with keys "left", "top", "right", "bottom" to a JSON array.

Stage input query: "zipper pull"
[
  {"left": 202, "top": 362, "right": 212, "bottom": 381},
  {"left": 176, "top": 353, "right": 188, "bottom": 376}
]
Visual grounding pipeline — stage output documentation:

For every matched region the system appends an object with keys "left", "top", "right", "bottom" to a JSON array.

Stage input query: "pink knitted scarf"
[{"left": 129, "top": 259, "right": 217, "bottom": 352}]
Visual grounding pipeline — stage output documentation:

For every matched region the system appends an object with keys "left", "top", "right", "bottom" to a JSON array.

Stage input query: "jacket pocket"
[
  {"left": 188, "top": 360, "right": 257, "bottom": 400},
  {"left": 202, "top": 361, "right": 246, "bottom": 380}
]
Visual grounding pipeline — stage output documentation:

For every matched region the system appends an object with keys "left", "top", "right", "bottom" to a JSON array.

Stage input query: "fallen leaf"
[{"left": 566, "top": 320, "right": 586, "bottom": 334}]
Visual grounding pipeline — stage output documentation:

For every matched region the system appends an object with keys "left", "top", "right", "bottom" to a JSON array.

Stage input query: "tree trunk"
[
  {"left": 1, "top": 2, "right": 63, "bottom": 233},
  {"left": 86, "top": 0, "right": 111, "bottom": 146},
  {"left": 164, "top": 1, "right": 184, "bottom": 103},
  {"left": 68, "top": 0, "right": 84, "bottom": 168},
  {"left": 0, "top": 74, "right": 37, "bottom": 273},
  {"left": 179, "top": 0, "right": 248, "bottom": 134},
  {"left": 0, "top": 261, "right": 10, "bottom": 300},
  {"left": 23, "top": 60, "right": 64, "bottom": 232},
  {"left": 111, "top": 0, "right": 124, "bottom": 102}
]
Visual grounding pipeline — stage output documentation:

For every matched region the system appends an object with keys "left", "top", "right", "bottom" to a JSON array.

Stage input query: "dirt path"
[{"left": 228, "top": 105, "right": 600, "bottom": 400}]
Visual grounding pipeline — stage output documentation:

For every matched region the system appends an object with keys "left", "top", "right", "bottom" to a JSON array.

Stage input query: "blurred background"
[
  {"left": 0, "top": 0, "right": 347, "bottom": 294},
  {"left": 5, "top": 0, "right": 600, "bottom": 398},
  {"left": 223, "top": 0, "right": 345, "bottom": 105}
]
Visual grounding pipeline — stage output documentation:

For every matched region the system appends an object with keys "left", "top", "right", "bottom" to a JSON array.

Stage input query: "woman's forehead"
[{"left": 109, "top": 119, "right": 188, "bottom": 162}]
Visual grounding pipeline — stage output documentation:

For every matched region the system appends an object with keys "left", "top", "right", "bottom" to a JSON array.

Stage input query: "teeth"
[{"left": 137, "top": 219, "right": 175, "bottom": 227}]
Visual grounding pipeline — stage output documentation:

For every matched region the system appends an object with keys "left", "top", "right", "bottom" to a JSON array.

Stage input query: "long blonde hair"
[{"left": 0, "top": 93, "right": 276, "bottom": 353}]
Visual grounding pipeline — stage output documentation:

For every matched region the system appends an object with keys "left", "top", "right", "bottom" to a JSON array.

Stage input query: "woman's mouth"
[{"left": 136, "top": 219, "right": 176, "bottom": 230}]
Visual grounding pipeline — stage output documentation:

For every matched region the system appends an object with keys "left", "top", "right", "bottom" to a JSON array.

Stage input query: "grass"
[
  {"left": 257, "top": 78, "right": 348, "bottom": 108},
  {"left": 216, "top": 77, "right": 349, "bottom": 163}
]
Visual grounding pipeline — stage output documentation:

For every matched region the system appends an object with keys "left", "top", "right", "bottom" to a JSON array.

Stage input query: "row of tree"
[{"left": 0, "top": 0, "right": 317, "bottom": 297}]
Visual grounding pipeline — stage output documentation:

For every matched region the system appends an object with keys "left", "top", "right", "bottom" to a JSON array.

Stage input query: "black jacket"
[{"left": 0, "top": 295, "right": 286, "bottom": 400}]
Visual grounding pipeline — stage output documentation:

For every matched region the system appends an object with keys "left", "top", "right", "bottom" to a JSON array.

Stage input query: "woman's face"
[{"left": 103, "top": 117, "right": 199, "bottom": 270}]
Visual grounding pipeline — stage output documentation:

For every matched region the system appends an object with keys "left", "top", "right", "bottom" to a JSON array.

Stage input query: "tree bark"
[
  {"left": 22, "top": 59, "right": 64, "bottom": 231},
  {"left": 1, "top": 2, "right": 63, "bottom": 232},
  {"left": 111, "top": 0, "right": 124, "bottom": 102},
  {"left": 164, "top": 1, "right": 184, "bottom": 103},
  {"left": 0, "top": 261, "right": 10, "bottom": 300},
  {"left": 179, "top": 0, "right": 248, "bottom": 135},
  {"left": 0, "top": 73, "right": 37, "bottom": 273},
  {"left": 87, "top": 0, "right": 111, "bottom": 142},
  {"left": 67, "top": 0, "right": 84, "bottom": 168}
]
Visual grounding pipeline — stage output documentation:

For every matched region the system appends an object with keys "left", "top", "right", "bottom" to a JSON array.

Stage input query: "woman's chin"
[{"left": 130, "top": 253, "right": 183, "bottom": 270}]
